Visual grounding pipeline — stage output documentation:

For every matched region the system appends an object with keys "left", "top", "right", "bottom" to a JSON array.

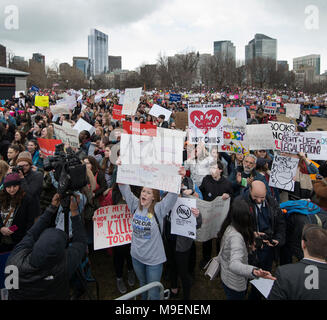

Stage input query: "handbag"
[{"left": 204, "top": 237, "right": 226, "bottom": 280}]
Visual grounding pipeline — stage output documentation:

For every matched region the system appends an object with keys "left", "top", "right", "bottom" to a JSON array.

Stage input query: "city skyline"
[{"left": 0, "top": 0, "right": 326, "bottom": 73}]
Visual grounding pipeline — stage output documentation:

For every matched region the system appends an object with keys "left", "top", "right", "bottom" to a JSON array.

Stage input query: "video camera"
[
  {"left": 12, "top": 165, "right": 24, "bottom": 174},
  {"left": 44, "top": 144, "right": 87, "bottom": 196}
]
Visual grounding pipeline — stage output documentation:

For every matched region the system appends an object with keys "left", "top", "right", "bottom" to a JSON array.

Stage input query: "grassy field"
[{"left": 87, "top": 115, "right": 327, "bottom": 300}]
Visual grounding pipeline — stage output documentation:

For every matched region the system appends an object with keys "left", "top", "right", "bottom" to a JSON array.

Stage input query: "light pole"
[
  {"left": 66, "top": 79, "right": 69, "bottom": 90},
  {"left": 89, "top": 76, "right": 93, "bottom": 95}
]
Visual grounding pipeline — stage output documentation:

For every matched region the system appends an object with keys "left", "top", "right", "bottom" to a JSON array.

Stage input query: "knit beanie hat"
[
  {"left": 3, "top": 173, "right": 21, "bottom": 188},
  {"left": 16, "top": 151, "right": 33, "bottom": 165}
]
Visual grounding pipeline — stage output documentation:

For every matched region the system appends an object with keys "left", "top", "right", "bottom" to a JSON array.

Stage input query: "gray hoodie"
[{"left": 119, "top": 184, "right": 178, "bottom": 266}]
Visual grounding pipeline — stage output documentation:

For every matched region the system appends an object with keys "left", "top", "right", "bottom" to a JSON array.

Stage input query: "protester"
[
  {"left": 5, "top": 194, "right": 87, "bottom": 300},
  {"left": 14, "top": 151, "right": 43, "bottom": 217},
  {"left": 199, "top": 160, "right": 233, "bottom": 269},
  {"left": 237, "top": 180, "right": 286, "bottom": 300},
  {"left": 0, "top": 173, "right": 37, "bottom": 253},
  {"left": 26, "top": 139, "right": 44, "bottom": 170},
  {"left": 296, "top": 109, "right": 312, "bottom": 130},
  {"left": 229, "top": 154, "right": 271, "bottom": 197},
  {"left": 117, "top": 165, "right": 185, "bottom": 300},
  {"left": 7, "top": 144, "right": 21, "bottom": 167},
  {"left": 0, "top": 160, "right": 9, "bottom": 190},
  {"left": 269, "top": 225, "right": 327, "bottom": 300},
  {"left": 313, "top": 162, "right": 327, "bottom": 211},
  {"left": 217, "top": 199, "right": 276, "bottom": 300}
]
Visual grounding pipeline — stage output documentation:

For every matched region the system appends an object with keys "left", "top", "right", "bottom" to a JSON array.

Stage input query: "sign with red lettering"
[
  {"left": 188, "top": 104, "right": 224, "bottom": 145},
  {"left": 122, "top": 121, "right": 157, "bottom": 137},
  {"left": 93, "top": 204, "right": 133, "bottom": 250},
  {"left": 37, "top": 138, "right": 62, "bottom": 157},
  {"left": 112, "top": 104, "right": 125, "bottom": 120}
]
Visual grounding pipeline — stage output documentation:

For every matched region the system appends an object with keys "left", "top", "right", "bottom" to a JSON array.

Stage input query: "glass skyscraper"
[
  {"left": 213, "top": 41, "right": 236, "bottom": 61},
  {"left": 88, "top": 29, "right": 108, "bottom": 77},
  {"left": 245, "top": 34, "right": 277, "bottom": 64}
]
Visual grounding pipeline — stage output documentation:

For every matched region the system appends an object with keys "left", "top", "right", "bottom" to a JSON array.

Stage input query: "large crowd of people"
[{"left": 0, "top": 86, "right": 326, "bottom": 301}]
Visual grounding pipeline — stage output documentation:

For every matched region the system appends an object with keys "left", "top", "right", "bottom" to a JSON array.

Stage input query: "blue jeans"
[
  {"left": 132, "top": 257, "right": 163, "bottom": 300},
  {"left": 222, "top": 282, "right": 247, "bottom": 300}
]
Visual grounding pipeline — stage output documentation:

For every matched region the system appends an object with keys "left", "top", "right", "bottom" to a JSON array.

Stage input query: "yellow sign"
[{"left": 35, "top": 96, "right": 49, "bottom": 107}]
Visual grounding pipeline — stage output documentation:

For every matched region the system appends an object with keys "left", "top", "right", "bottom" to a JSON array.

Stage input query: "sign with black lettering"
[
  {"left": 171, "top": 198, "right": 197, "bottom": 239},
  {"left": 281, "top": 132, "right": 322, "bottom": 157},
  {"left": 269, "top": 121, "right": 296, "bottom": 150}
]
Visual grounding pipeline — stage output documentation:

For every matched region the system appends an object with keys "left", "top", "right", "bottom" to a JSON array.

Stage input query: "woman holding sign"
[{"left": 117, "top": 163, "right": 186, "bottom": 300}]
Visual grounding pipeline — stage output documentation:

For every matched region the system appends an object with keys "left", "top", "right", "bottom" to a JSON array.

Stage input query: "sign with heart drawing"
[{"left": 188, "top": 104, "right": 224, "bottom": 145}]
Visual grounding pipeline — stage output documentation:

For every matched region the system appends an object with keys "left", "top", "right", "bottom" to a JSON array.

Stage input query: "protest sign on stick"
[{"left": 93, "top": 204, "right": 132, "bottom": 250}]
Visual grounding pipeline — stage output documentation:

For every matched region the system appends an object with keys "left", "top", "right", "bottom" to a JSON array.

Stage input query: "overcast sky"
[{"left": 0, "top": 0, "right": 326, "bottom": 73}]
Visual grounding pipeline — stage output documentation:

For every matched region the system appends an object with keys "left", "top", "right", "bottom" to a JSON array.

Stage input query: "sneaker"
[
  {"left": 127, "top": 270, "right": 136, "bottom": 287},
  {"left": 117, "top": 278, "right": 127, "bottom": 294}
]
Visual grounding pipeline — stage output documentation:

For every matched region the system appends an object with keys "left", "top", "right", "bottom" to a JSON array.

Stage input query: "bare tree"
[
  {"left": 156, "top": 52, "right": 171, "bottom": 88},
  {"left": 139, "top": 64, "right": 157, "bottom": 90}
]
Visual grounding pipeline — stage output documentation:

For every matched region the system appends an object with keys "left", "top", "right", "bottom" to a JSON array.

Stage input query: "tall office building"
[
  {"left": 213, "top": 41, "right": 236, "bottom": 61},
  {"left": 88, "top": 28, "right": 108, "bottom": 77},
  {"left": 293, "top": 54, "right": 320, "bottom": 76},
  {"left": 32, "top": 53, "right": 45, "bottom": 65},
  {"left": 245, "top": 34, "right": 277, "bottom": 64},
  {"left": 0, "top": 44, "right": 6, "bottom": 67},
  {"left": 73, "top": 57, "right": 90, "bottom": 77},
  {"left": 108, "top": 55, "right": 122, "bottom": 72}
]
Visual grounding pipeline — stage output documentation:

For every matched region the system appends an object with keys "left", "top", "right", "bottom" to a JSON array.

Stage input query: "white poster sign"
[
  {"left": 196, "top": 197, "right": 230, "bottom": 242},
  {"left": 93, "top": 205, "right": 132, "bottom": 250},
  {"left": 246, "top": 124, "right": 275, "bottom": 150},
  {"left": 188, "top": 104, "right": 224, "bottom": 145},
  {"left": 122, "top": 87, "right": 142, "bottom": 115},
  {"left": 309, "top": 131, "right": 327, "bottom": 160},
  {"left": 171, "top": 198, "right": 197, "bottom": 239},
  {"left": 117, "top": 128, "right": 186, "bottom": 194},
  {"left": 269, "top": 155, "right": 299, "bottom": 191},
  {"left": 73, "top": 118, "right": 96, "bottom": 136},
  {"left": 149, "top": 104, "right": 172, "bottom": 121},
  {"left": 281, "top": 132, "right": 322, "bottom": 158},
  {"left": 226, "top": 107, "right": 247, "bottom": 123},
  {"left": 285, "top": 103, "right": 301, "bottom": 119},
  {"left": 219, "top": 117, "right": 248, "bottom": 154},
  {"left": 53, "top": 124, "right": 79, "bottom": 149},
  {"left": 269, "top": 121, "right": 296, "bottom": 151}
]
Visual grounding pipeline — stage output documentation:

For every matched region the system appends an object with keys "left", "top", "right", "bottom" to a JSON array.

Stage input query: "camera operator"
[
  {"left": 6, "top": 193, "right": 87, "bottom": 300},
  {"left": 237, "top": 180, "right": 286, "bottom": 300},
  {"left": 13, "top": 152, "right": 43, "bottom": 217}
]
